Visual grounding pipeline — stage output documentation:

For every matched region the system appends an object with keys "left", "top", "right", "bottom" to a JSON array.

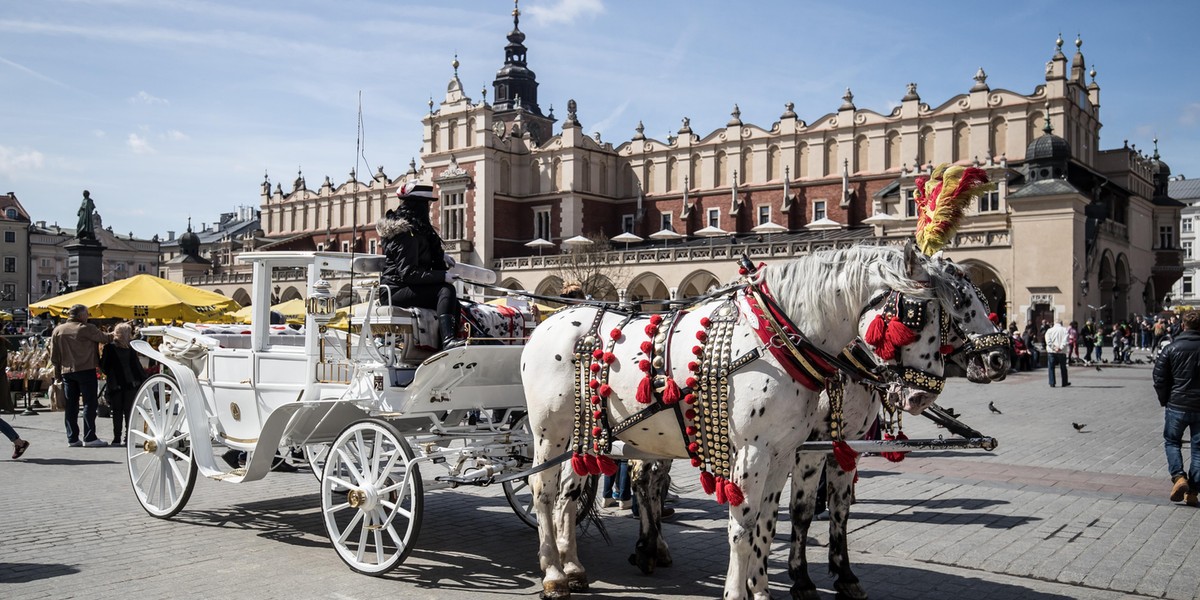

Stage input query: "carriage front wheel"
[
  {"left": 321, "top": 418, "right": 423, "bottom": 575},
  {"left": 126, "top": 374, "right": 197, "bottom": 519}
]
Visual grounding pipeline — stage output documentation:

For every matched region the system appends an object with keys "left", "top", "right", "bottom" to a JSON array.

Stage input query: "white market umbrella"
[
  {"left": 695, "top": 225, "right": 729, "bottom": 247},
  {"left": 561, "top": 235, "right": 594, "bottom": 251},
  {"left": 525, "top": 237, "right": 555, "bottom": 256},
  {"left": 751, "top": 222, "right": 787, "bottom": 235},
  {"left": 610, "top": 231, "right": 644, "bottom": 249},
  {"left": 804, "top": 217, "right": 845, "bottom": 231},
  {"left": 861, "top": 212, "right": 898, "bottom": 225},
  {"left": 649, "top": 228, "right": 685, "bottom": 247}
]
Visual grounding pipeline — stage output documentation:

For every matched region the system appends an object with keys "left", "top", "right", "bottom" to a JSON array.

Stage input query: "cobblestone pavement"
[{"left": 3, "top": 351, "right": 1197, "bottom": 599}]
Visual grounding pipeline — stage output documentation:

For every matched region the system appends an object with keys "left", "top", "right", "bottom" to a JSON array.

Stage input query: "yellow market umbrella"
[
  {"left": 228, "top": 298, "right": 307, "bottom": 325},
  {"left": 0, "top": 310, "right": 11, "bottom": 322},
  {"left": 28, "top": 274, "right": 240, "bottom": 322}
]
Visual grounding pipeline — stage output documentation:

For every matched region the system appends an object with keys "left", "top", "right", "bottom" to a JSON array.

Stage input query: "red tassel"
[
  {"left": 597, "top": 455, "right": 618, "bottom": 477},
  {"left": 662, "top": 379, "right": 682, "bottom": 404},
  {"left": 715, "top": 476, "right": 728, "bottom": 504},
  {"left": 882, "top": 432, "right": 903, "bottom": 462},
  {"left": 885, "top": 316, "right": 917, "bottom": 347},
  {"left": 890, "top": 431, "right": 909, "bottom": 463},
  {"left": 939, "top": 344, "right": 955, "bottom": 355},
  {"left": 700, "top": 471, "right": 716, "bottom": 494},
  {"left": 864, "top": 314, "right": 886, "bottom": 346},
  {"left": 571, "top": 453, "right": 588, "bottom": 476},
  {"left": 724, "top": 481, "right": 745, "bottom": 506},
  {"left": 832, "top": 440, "right": 859, "bottom": 472},
  {"left": 877, "top": 340, "right": 897, "bottom": 361},
  {"left": 636, "top": 376, "right": 654, "bottom": 404}
]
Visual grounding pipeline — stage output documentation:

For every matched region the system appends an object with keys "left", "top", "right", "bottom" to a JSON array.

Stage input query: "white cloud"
[
  {"left": 127, "top": 133, "right": 155, "bottom": 154},
  {"left": 163, "top": 129, "right": 189, "bottom": 141},
  {"left": 0, "top": 54, "right": 72, "bottom": 89},
  {"left": 1181, "top": 102, "right": 1200, "bottom": 127},
  {"left": 0, "top": 146, "right": 45, "bottom": 176},
  {"left": 526, "top": 0, "right": 603, "bottom": 25},
  {"left": 130, "top": 90, "right": 168, "bottom": 105}
]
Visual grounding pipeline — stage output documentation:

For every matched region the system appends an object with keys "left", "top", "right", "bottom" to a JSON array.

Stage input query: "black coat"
[
  {"left": 1152, "top": 330, "right": 1200, "bottom": 411},
  {"left": 376, "top": 210, "right": 448, "bottom": 287},
  {"left": 100, "top": 343, "right": 147, "bottom": 392}
]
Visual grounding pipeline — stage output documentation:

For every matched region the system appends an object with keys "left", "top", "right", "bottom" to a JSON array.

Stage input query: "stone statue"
[{"left": 76, "top": 190, "right": 96, "bottom": 240}]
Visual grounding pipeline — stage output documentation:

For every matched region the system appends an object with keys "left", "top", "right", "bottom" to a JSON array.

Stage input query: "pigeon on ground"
[
  {"left": 1072, "top": 422, "right": 1086, "bottom": 431},
  {"left": 988, "top": 401, "right": 1002, "bottom": 415}
]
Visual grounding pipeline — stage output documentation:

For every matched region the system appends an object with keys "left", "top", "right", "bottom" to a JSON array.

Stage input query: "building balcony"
[{"left": 1099, "top": 220, "right": 1128, "bottom": 240}]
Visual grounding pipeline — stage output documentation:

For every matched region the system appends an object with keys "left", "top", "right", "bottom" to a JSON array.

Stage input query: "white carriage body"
[{"left": 134, "top": 251, "right": 533, "bottom": 484}]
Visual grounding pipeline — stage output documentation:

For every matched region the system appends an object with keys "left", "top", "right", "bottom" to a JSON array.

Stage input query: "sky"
[{"left": 1, "top": 0, "right": 1198, "bottom": 239}]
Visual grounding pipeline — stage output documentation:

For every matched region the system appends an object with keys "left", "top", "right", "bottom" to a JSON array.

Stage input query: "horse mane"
[{"left": 763, "top": 244, "right": 931, "bottom": 337}]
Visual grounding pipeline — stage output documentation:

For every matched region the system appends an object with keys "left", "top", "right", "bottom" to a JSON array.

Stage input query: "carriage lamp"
[{"left": 307, "top": 279, "right": 336, "bottom": 324}]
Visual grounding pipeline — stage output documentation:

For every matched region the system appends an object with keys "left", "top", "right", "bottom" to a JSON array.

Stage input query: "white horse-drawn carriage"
[{"left": 127, "top": 251, "right": 549, "bottom": 574}]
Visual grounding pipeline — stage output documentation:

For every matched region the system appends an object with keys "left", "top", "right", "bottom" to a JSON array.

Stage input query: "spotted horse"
[
  {"left": 784, "top": 252, "right": 1011, "bottom": 600},
  {"left": 520, "top": 243, "right": 954, "bottom": 600}
]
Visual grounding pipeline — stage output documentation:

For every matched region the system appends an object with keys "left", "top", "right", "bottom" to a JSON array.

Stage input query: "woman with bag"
[{"left": 99, "top": 323, "right": 146, "bottom": 446}]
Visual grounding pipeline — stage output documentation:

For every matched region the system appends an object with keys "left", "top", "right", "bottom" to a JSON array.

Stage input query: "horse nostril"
[{"left": 989, "top": 354, "right": 1005, "bottom": 369}]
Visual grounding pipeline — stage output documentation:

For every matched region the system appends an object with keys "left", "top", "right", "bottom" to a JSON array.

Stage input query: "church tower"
[{"left": 491, "top": 0, "right": 555, "bottom": 145}]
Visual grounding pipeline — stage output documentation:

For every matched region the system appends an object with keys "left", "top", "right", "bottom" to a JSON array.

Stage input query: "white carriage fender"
[{"left": 132, "top": 340, "right": 224, "bottom": 479}]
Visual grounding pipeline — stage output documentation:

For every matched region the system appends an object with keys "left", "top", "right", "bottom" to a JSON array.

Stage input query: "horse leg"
[
  {"left": 722, "top": 445, "right": 772, "bottom": 600},
  {"left": 628, "top": 459, "right": 672, "bottom": 574},
  {"left": 745, "top": 465, "right": 790, "bottom": 600},
  {"left": 826, "top": 460, "right": 867, "bottom": 600},
  {"left": 787, "top": 453, "right": 824, "bottom": 600},
  {"left": 533, "top": 457, "right": 572, "bottom": 599},
  {"left": 554, "top": 471, "right": 590, "bottom": 592}
]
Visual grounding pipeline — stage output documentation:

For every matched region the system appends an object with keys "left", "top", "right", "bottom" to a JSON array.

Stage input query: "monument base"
[{"left": 66, "top": 239, "right": 106, "bottom": 291}]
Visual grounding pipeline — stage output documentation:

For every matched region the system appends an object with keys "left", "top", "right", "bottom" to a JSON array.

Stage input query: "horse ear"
[{"left": 902, "top": 240, "right": 926, "bottom": 280}]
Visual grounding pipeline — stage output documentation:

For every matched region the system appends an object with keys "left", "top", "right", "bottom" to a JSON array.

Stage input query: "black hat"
[{"left": 396, "top": 181, "right": 435, "bottom": 201}]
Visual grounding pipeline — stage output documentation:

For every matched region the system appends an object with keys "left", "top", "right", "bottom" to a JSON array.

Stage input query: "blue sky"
[{"left": 1, "top": 0, "right": 1197, "bottom": 238}]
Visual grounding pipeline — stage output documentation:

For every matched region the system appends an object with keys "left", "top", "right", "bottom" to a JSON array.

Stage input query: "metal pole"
[{"left": 797, "top": 436, "right": 998, "bottom": 454}]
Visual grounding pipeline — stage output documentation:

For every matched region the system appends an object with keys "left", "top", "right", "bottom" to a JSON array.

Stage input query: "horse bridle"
[
  {"left": 934, "top": 272, "right": 1012, "bottom": 364},
  {"left": 859, "top": 289, "right": 946, "bottom": 395}
]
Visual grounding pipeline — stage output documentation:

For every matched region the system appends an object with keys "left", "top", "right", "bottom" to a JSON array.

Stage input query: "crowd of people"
[{"left": 1007, "top": 314, "right": 1182, "bottom": 374}]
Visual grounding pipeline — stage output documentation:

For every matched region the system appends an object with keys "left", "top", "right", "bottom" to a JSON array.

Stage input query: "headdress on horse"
[{"left": 913, "top": 163, "right": 995, "bottom": 256}]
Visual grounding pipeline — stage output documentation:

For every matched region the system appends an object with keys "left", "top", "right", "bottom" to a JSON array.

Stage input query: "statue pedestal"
[{"left": 66, "top": 239, "right": 106, "bottom": 291}]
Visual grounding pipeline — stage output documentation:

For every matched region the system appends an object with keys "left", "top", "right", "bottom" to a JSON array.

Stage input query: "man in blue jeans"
[
  {"left": 1045, "top": 320, "right": 1071, "bottom": 387},
  {"left": 1152, "top": 310, "right": 1200, "bottom": 507},
  {"left": 50, "top": 304, "right": 113, "bottom": 447}
]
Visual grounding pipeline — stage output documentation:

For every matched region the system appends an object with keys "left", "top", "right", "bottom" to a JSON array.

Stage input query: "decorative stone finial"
[
  {"left": 567, "top": 98, "right": 577, "bottom": 119},
  {"left": 633, "top": 120, "right": 645, "bottom": 140},
  {"left": 1089, "top": 65, "right": 1097, "bottom": 83},
  {"left": 481, "top": 86, "right": 488, "bottom": 103},
  {"left": 840, "top": 88, "right": 855, "bottom": 110},
  {"left": 1056, "top": 33, "right": 1063, "bottom": 49},
  {"left": 452, "top": 53, "right": 459, "bottom": 75},
  {"left": 902, "top": 82, "right": 920, "bottom": 102},
  {"left": 679, "top": 117, "right": 692, "bottom": 134},
  {"left": 971, "top": 67, "right": 989, "bottom": 92},
  {"left": 727, "top": 104, "right": 742, "bottom": 126},
  {"left": 781, "top": 102, "right": 797, "bottom": 119},
  {"left": 428, "top": 97, "right": 434, "bottom": 113},
  {"left": 1075, "top": 33, "right": 1082, "bottom": 49}
]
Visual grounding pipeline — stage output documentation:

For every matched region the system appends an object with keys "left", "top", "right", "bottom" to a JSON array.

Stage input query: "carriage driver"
[{"left": 377, "top": 181, "right": 464, "bottom": 351}]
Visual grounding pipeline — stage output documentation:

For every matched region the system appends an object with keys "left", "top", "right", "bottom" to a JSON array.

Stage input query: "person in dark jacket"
[
  {"left": 100, "top": 322, "right": 147, "bottom": 446},
  {"left": 377, "top": 181, "right": 463, "bottom": 350},
  {"left": 1152, "top": 310, "right": 1200, "bottom": 507}
]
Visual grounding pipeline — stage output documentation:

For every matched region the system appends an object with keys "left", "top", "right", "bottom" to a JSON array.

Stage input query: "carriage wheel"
[
  {"left": 126, "top": 374, "right": 197, "bottom": 519},
  {"left": 304, "top": 443, "right": 330, "bottom": 481},
  {"left": 501, "top": 416, "right": 599, "bottom": 529},
  {"left": 321, "top": 418, "right": 423, "bottom": 575}
]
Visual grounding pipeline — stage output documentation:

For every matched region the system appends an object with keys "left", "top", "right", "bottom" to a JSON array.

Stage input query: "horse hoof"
[
  {"left": 790, "top": 586, "right": 820, "bottom": 600},
  {"left": 833, "top": 580, "right": 868, "bottom": 600},
  {"left": 628, "top": 552, "right": 656, "bottom": 575},
  {"left": 567, "top": 572, "right": 589, "bottom": 592},
  {"left": 540, "top": 580, "right": 571, "bottom": 600}
]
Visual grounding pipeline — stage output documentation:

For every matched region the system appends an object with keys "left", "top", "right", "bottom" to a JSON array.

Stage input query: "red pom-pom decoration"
[
  {"left": 691, "top": 457, "right": 702, "bottom": 467},
  {"left": 610, "top": 328, "right": 622, "bottom": 340},
  {"left": 640, "top": 341, "right": 653, "bottom": 355},
  {"left": 684, "top": 393, "right": 696, "bottom": 404},
  {"left": 700, "top": 471, "right": 716, "bottom": 495},
  {"left": 686, "top": 425, "right": 698, "bottom": 435},
  {"left": 686, "top": 376, "right": 698, "bottom": 388},
  {"left": 636, "top": 376, "right": 654, "bottom": 404},
  {"left": 592, "top": 348, "right": 604, "bottom": 360},
  {"left": 688, "top": 361, "right": 699, "bottom": 372},
  {"left": 645, "top": 324, "right": 658, "bottom": 336},
  {"left": 590, "top": 394, "right": 601, "bottom": 405},
  {"left": 593, "top": 410, "right": 603, "bottom": 419},
  {"left": 692, "top": 345, "right": 703, "bottom": 356},
  {"left": 688, "top": 442, "right": 700, "bottom": 453},
  {"left": 724, "top": 481, "right": 745, "bottom": 506},
  {"left": 589, "top": 379, "right": 600, "bottom": 390},
  {"left": 738, "top": 267, "right": 748, "bottom": 275},
  {"left": 591, "top": 426, "right": 602, "bottom": 437},
  {"left": 696, "top": 331, "right": 708, "bottom": 342},
  {"left": 604, "top": 352, "right": 616, "bottom": 364},
  {"left": 590, "top": 363, "right": 601, "bottom": 373},
  {"left": 639, "top": 359, "right": 651, "bottom": 372},
  {"left": 597, "top": 455, "right": 618, "bottom": 477},
  {"left": 685, "top": 409, "right": 696, "bottom": 420},
  {"left": 662, "top": 378, "right": 682, "bottom": 404},
  {"left": 700, "top": 317, "right": 711, "bottom": 327},
  {"left": 940, "top": 344, "right": 955, "bottom": 355},
  {"left": 650, "top": 314, "right": 663, "bottom": 325},
  {"left": 571, "top": 453, "right": 588, "bottom": 476},
  {"left": 599, "top": 383, "right": 613, "bottom": 397}
]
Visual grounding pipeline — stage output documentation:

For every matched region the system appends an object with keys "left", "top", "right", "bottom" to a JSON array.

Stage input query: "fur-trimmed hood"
[{"left": 376, "top": 214, "right": 414, "bottom": 238}]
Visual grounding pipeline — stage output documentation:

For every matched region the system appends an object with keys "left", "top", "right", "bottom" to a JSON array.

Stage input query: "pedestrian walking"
[
  {"left": 50, "top": 304, "right": 114, "bottom": 447},
  {"left": 1151, "top": 310, "right": 1200, "bottom": 507},
  {"left": 1045, "top": 320, "right": 1071, "bottom": 388},
  {"left": 99, "top": 322, "right": 147, "bottom": 446},
  {"left": 1, "top": 415, "right": 30, "bottom": 459}
]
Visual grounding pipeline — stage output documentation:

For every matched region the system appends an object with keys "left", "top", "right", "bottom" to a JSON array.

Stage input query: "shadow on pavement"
[
  {"left": 853, "top": 509, "right": 1039, "bottom": 529},
  {"left": 855, "top": 498, "right": 1010, "bottom": 509},
  {"left": 0, "top": 562, "right": 81, "bottom": 583},
  {"left": 835, "top": 561, "right": 1086, "bottom": 599},
  {"left": 19, "top": 458, "right": 122, "bottom": 466}
]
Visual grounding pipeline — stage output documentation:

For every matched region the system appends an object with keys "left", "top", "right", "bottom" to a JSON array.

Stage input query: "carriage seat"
[{"left": 349, "top": 302, "right": 441, "bottom": 352}]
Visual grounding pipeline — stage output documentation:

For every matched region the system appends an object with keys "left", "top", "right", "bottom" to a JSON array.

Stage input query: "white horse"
[
  {"left": 521, "top": 243, "right": 949, "bottom": 600},
  {"left": 785, "top": 254, "right": 1011, "bottom": 600}
]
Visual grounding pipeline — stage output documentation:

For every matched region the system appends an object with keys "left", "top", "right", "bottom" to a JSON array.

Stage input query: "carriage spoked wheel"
[
  {"left": 126, "top": 374, "right": 197, "bottom": 519},
  {"left": 501, "top": 416, "right": 599, "bottom": 530},
  {"left": 321, "top": 418, "right": 423, "bottom": 575}
]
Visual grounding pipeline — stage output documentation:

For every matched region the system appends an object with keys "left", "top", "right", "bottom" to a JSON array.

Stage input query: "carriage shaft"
[{"left": 797, "top": 436, "right": 998, "bottom": 454}]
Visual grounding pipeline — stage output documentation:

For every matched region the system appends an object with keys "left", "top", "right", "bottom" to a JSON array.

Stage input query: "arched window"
[
  {"left": 580, "top": 159, "right": 591, "bottom": 192},
  {"left": 1027, "top": 112, "right": 1044, "bottom": 149},
  {"left": 689, "top": 153, "right": 701, "bottom": 189},
  {"left": 447, "top": 120, "right": 458, "bottom": 151},
  {"left": 622, "top": 164, "right": 636, "bottom": 197},
  {"left": 796, "top": 143, "right": 809, "bottom": 178},
  {"left": 551, "top": 158, "right": 562, "bottom": 191},
  {"left": 824, "top": 139, "right": 838, "bottom": 177},
  {"left": 854, "top": 135, "right": 868, "bottom": 173},
  {"left": 598, "top": 162, "right": 609, "bottom": 195},
  {"left": 740, "top": 148, "right": 753, "bottom": 183},
  {"left": 989, "top": 117, "right": 1007, "bottom": 160},
  {"left": 530, "top": 162, "right": 541, "bottom": 195},
  {"left": 430, "top": 124, "right": 439, "bottom": 153},
  {"left": 716, "top": 151, "right": 728, "bottom": 187},
  {"left": 644, "top": 161, "right": 655, "bottom": 194},
  {"left": 466, "top": 118, "right": 475, "bottom": 147},
  {"left": 500, "top": 158, "right": 511, "bottom": 193},
  {"left": 886, "top": 130, "right": 901, "bottom": 170},
  {"left": 767, "top": 145, "right": 780, "bottom": 181},
  {"left": 919, "top": 127, "right": 935, "bottom": 168},
  {"left": 667, "top": 156, "right": 679, "bottom": 191},
  {"left": 954, "top": 121, "right": 970, "bottom": 162}
]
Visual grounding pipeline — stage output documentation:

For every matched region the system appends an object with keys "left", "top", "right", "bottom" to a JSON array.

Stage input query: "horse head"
[{"left": 925, "top": 254, "right": 1011, "bottom": 383}]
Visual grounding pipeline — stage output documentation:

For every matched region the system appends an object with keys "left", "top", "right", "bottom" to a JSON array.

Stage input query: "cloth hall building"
[{"left": 188, "top": 11, "right": 1180, "bottom": 328}]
